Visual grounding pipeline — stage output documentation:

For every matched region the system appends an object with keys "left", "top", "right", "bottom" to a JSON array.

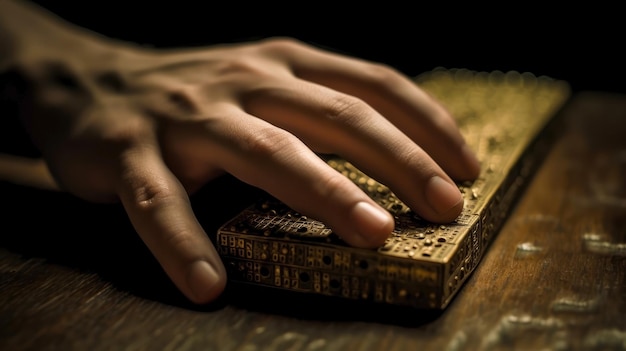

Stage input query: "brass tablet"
[{"left": 216, "top": 68, "right": 570, "bottom": 309}]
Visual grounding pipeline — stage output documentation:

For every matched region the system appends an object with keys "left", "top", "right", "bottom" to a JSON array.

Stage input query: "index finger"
[{"left": 115, "top": 143, "right": 226, "bottom": 304}]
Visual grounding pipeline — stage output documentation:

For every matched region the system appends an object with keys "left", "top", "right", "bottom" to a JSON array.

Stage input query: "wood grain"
[{"left": 1, "top": 91, "right": 625, "bottom": 350}]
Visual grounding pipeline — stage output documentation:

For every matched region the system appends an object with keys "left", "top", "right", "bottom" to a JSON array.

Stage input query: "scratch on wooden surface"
[
  {"left": 525, "top": 214, "right": 561, "bottom": 224},
  {"left": 514, "top": 242, "right": 543, "bottom": 258},
  {"left": 551, "top": 295, "right": 602, "bottom": 313},
  {"left": 480, "top": 314, "right": 566, "bottom": 350},
  {"left": 583, "top": 233, "right": 626, "bottom": 257}
]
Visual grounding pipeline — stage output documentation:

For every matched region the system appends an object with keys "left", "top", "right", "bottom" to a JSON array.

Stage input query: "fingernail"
[
  {"left": 425, "top": 176, "right": 463, "bottom": 216},
  {"left": 188, "top": 260, "right": 222, "bottom": 303},
  {"left": 350, "top": 201, "right": 394, "bottom": 246}
]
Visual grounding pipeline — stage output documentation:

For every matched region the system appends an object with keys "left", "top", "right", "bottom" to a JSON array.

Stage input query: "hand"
[{"left": 6, "top": 8, "right": 480, "bottom": 303}]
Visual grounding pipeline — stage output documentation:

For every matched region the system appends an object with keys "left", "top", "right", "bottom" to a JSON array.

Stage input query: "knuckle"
[
  {"left": 256, "top": 37, "right": 307, "bottom": 55},
  {"left": 124, "top": 172, "right": 177, "bottom": 211},
  {"left": 356, "top": 62, "right": 407, "bottom": 92},
  {"left": 92, "top": 113, "right": 152, "bottom": 149},
  {"left": 237, "top": 126, "right": 296, "bottom": 158},
  {"left": 213, "top": 56, "right": 271, "bottom": 80},
  {"left": 323, "top": 94, "right": 371, "bottom": 126}
]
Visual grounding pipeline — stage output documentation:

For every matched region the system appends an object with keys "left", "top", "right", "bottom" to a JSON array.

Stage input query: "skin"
[{"left": 0, "top": 0, "right": 480, "bottom": 304}]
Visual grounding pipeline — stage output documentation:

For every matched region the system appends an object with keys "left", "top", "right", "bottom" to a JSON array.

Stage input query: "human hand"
[{"left": 7, "top": 12, "right": 479, "bottom": 303}]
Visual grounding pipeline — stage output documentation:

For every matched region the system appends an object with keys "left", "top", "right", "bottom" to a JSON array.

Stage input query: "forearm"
[
  {"left": 0, "top": 0, "right": 140, "bottom": 69},
  {"left": 1, "top": 0, "right": 89, "bottom": 69}
]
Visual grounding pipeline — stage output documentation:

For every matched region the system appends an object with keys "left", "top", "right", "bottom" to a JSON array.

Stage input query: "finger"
[
  {"left": 266, "top": 39, "right": 480, "bottom": 180},
  {"left": 0, "top": 154, "right": 60, "bottom": 191},
  {"left": 242, "top": 78, "right": 464, "bottom": 223},
  {"left": 115, "top": 143, "right": 226, "bottom": 304},
  {"left": 203, "top": 108, "right": 395, "bottom": 248}
]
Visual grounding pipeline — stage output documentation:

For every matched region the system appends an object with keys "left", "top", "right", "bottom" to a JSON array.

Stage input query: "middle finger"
[{"left": 242, "top": 78, "right": 464, "bottom": 223}]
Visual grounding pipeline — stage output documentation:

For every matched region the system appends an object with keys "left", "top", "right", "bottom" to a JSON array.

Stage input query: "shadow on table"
[
  {"left": 0, "top": 174, "right": 255, "bottom": 310},
  {"left": 0, "top": 173, "right": 443, "bottom": 327}
]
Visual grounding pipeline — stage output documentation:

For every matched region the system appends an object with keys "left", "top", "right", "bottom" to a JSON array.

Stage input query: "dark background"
[{"left": 29, "top": 1, "right": 626, "bottom": 95}]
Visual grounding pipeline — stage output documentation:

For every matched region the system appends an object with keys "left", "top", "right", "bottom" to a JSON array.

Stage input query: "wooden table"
[{"left": 1, "top": 91, "right": 625, "bottom": 350}]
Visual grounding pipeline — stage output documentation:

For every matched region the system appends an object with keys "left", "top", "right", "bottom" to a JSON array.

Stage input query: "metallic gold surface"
[{"left": 216, "top": 68, "right": 571, "bottom": 309}]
